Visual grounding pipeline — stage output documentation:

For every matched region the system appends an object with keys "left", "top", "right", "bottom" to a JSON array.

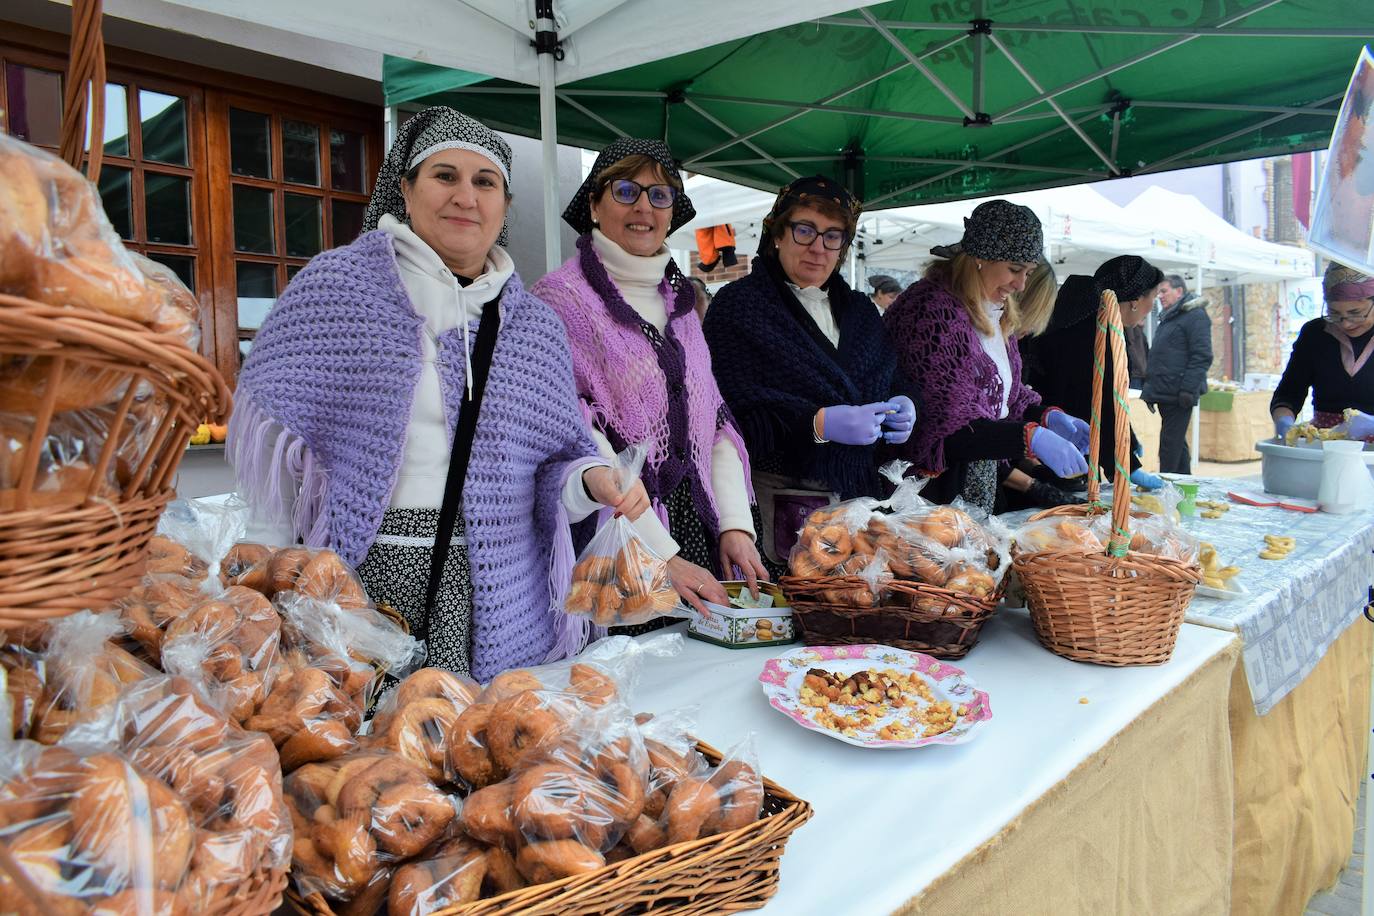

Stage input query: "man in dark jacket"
[{"left": 1142, "top": 274, "right": 1213, "bottom": 474}]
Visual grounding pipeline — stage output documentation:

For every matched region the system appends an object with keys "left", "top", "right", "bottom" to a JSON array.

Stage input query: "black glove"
[
  {"left": 1028, "top": 463, "right": 1088, "bottom": 492},
  {"left": 1177, "top": 391, "right": 1197, "bottom": 408},
  {"left": 1026, "top": 480, "right": 1088, "bottom": 508}
]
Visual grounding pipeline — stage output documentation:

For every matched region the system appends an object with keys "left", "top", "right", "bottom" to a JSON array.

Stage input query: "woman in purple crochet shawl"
[
  {"left": 227, "top": 107, "right": 648, "bottom": 681},
  {"left": 884, "top": 200, "right": 1092, "bottom": 515},
  {"left": 703, "top": 176, "right": 917, "bottom": 576},
  {"left": 533, "top": 138, "right": 765, "bottom": 624}
]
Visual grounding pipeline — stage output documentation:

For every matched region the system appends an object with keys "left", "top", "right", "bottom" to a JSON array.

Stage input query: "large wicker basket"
[
  {"left": 1011, "top": 291, "right": 1201, "bottom": 666},
  {"left": 779, "top": 575, "right": 999, "bottom": 659},
  {"left": 0, "top": 294, "right": 231, "bottom": 627},
  {"left": 285, "top": 740, "right": 812, "bottom": 916}
]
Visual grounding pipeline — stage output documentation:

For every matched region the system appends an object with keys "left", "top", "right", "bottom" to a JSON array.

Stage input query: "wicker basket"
[
  {"left": 1011, "top": 291, "right": 1201, "bottom": 667},
  {"left": 0, "top": 294, "right": 231, "bottom": 628},
  {"left": 779, "top": 575, "right": 998, "bottom": 659},
  {"left": 205, "top": 864, "right": 289, "bottom": 916},
  {"left": 284, "top": 740, "right": 812, "bottom": 916}
]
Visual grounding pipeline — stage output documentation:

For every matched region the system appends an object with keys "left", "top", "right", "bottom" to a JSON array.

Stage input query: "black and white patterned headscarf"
[
  {"left": 931, "top": 199, "right": 1043, "bottom": 264},
  {"left": 363, "top": 106, "right": 514, "bottom": 246},
  {"left": 562, "top": 138, "right": 696, "bottom": 236}
]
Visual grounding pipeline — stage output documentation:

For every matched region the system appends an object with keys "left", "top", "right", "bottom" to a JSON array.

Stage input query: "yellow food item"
[
  {"left": 1202, "top": 576, "right": 1226, "bottom": 589},
  {"left": 1196, "top": 543, "right": 1241, "bottom": 588},
  {"left": 1258, "top": 549, "right": 1289, "bottom": 561},
  {"left": 1263, "top": 534, "right": 1295, "bottom": 547},
  {"left": 1286, "top": 422, "right": 1344, "bottom": 446},
  {"left": 189, "top": 423, "right": 211, "bottom": 446},
  {"left": 1201, "top": 510, "right": 1224, "bottom": 519},
  {"left": 1216, "top": 566, "right": 1240, "bottom": 578},
  {"left": 1131, "top": 493, "right": 1165, "bottom": 515}
]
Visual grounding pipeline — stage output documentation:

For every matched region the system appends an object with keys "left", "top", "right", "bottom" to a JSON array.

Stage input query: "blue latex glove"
[
  {"left": 1044, "top": 409, "right": 1092, "bottom": 453},
  {"left": 1030, "top": 427, "right": 1090, "bottom": 479},
  {"left": 820, "top": 403, "right": 889, "bottom": 446},
  {"left": 880, "top": 395, "right": 917, "bottom": 444},
  {"left": 1274, "top": 415, "right": 1295, "bottom": 440},
  {"left": 1132, "top": 439, "right": 1144, "bottom": 459},
  {"left": 1130, "top": 468, "right": 1165, "bottom": 490},
  {"left": 1347, "top": 411, "right": 1374, "bottom": 439}
]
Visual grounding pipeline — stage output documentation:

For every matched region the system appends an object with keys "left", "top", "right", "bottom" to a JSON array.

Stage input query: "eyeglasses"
[
  {"left": 606, "top": 178, "right": 677, "bottom": 209},
  {"left": 1323, "top": 300, "right": 1374, "bottom": 325},
  {"left": 788, "top": 221, "right": 849, "bottom": 251}
]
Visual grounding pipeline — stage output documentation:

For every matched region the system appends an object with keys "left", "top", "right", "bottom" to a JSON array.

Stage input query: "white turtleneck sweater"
[
  {"left": 380, "top": 214, "right": 605, "bottom": 521},
  {"left": 589, "top": 230, "right": 755, "bottom": 559}
]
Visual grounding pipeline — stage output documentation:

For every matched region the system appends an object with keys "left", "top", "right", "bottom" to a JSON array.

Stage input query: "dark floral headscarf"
[
  {"left": 757, "top": 175, "right": 863, "bottom": 265},
  {"left": 930, "top": 199, "right": 1043, "bottom": 264},
  {"left": 562, "top": 138, "right": 696, "bottom": 236}
]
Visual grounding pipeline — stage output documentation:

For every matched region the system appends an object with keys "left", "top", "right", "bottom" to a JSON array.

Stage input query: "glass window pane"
[
  {"left": 5, "top": 64, "right": 63, "bottom": 147},
  {"left": 232, "top": 185, "right": 275, "bottom": 254},
  {"left": 236, "top": 262, "right": 277, "bottom": 330},
  {"left": 238, "top": 338, "right": 253, "bottom": 366},
  {"left": 97, "top": 165, "right": 133, "bottom": 240},
  {"left": 332, "top": 199, "right": 365, "bottom": 246},
  {"left": 145, "top": 173, "right": 192, "bottom": 245},
  {"left": 229, "top": 108, "right": 272, "bottom": 178},
  {"left": 286, "top": 264, "right": 304, "bottom": 283},
  {"left": 86, "top": 83, "right": 129, "bottom": 157},
  {"left": 139, "top": 90, "right": 187, "bottom": 165},
  {"left": 282, "top": 120, "right": 320, "bottom": 186},
  {"left": 283, "top": 193, "right": 322, "bottom": 258},
  {"left": 146, "top": 253, "right": 194, "bottom": 293},
  {"left": 330, "top": 129, "right": 365, "bottom": 192}
]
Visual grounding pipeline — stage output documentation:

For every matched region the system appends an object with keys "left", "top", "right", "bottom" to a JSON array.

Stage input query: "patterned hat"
[
  {"left": 363, "top": 106, "right": 514, "bottom": 245},
  {"left": 1092, "top": 255, "right": 1163, "bottom": 301},
  {"left": 563, "top": 138, "right": 696, "bottom": 236},
  {"left": 1324, "top": 261, "right": 1374, "bottom": 300},
  {"left": 931, "top": 199, "right": 1043, "bottom": 264},
  {"left": 758, "top": 175, "right": 863, "bottom": 261}
]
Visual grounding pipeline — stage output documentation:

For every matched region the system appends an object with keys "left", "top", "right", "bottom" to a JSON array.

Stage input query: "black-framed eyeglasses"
[
  {"left": 1323, "top": 299, "right": 1374, "bottom": 326},
  {"left": 788, "top": 221, "right": 848, "bottom": 251},
  {"left": 606, "top": 178, "right": 677, "bottom": 209}
]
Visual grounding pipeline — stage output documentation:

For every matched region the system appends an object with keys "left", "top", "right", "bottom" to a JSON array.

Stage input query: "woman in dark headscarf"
[
  {"left": 703, "top": 175, "right": 916, "bottom": 577},
  {"left": 1021, "top": 254, "right": 1167, "bottom": 491}
]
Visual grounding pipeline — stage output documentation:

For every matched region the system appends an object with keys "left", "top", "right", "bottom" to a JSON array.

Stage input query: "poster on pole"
[{"left": 1308, "top": 46, "right": 1374, "bottom": 275}]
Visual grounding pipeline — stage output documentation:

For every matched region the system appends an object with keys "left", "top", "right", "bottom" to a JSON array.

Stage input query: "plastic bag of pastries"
[
  {"left": 786, "top": 496, "right": 883, "bottom": 579},
  {"left": 220, "top": 544, "right": 371, "bottom": 610},
  {"left": 363, "top": 668, "right": 481, "bottom": 785},
  {"left": 158, "top": 586, "right": 283, "bottom": 726},
  {"left": 284, "top": 751, "right": 458, "bottom": 905},
  {"left": 1014, "top": 516, "right": 1105, "bottom": 554},
  {"left": 564, "top": 443, "right": 681, "bottom": 626},
  {"left": 632, "top": 708, "right": 709, "bottom": 834},
  {"left": 0, "top": 411, "right": 116, "bottom": 511},
  {"left": 25, "top": 610, "right": 155, "bottom": 745},
  {"left": 652, "top": 734, "right": 764, "bottom": 849},
  {"left": 1090, "top": 511, "right": 1201, "bottom": 564},
  {"left": 4, "top": 644, "right": 47, "bottom": 740},
  {"left": 387, "top": 832, "right": 491, "bottom": 916}
]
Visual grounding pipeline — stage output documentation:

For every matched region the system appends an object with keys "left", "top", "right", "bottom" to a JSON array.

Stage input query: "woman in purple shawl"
[
  {"left": 884, "top": 200, "right": 1092, "bottom": 515},
  {"left": 228, "top": 106, "right": 647, "bottom": 680},
  {"left": 534, "top": 139, "right": 765, "bottom": 623}
]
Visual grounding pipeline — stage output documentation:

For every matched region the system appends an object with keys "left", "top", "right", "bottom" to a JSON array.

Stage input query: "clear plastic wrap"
[
  {"left": 387, "top": 834, "right": 490, "bottom": 915},
  {"left": 564, "top": 444, "right": 681, "bottom": 626},
  {"left": 364, "top": 668, "right": 482, "bottom": 784},
  {"left": 660, "top": 735, "right": 763, "bottom": 846},
  {"left": 223, "top": 544, "right": 371, "bottom": 609},
  {"left": 159, "top": 585, "right": 283, "bottom": 725},
  {"left": 27, "top": 610, "right": 155, "bottom": 745}
]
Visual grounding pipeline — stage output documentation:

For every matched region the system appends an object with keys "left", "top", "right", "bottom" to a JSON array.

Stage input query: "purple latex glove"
[
  {"left": 1274, "top": 415, "right": 1295, "bottom": 440},
  {"left": 820, "top": 403, "right": 889, "bottom": 446},
  {"left": 1044, "top": 408, "right": 1092, "bottom": 453},
  {"left": 880, "top": 395, "right": 917, "bottom": 444},
  {"left": 1347, "top": 411, "right": 1374, "bottom": 439},
  {"left": 1031, "top": 427, "right": 1090, "bottom": 479}
]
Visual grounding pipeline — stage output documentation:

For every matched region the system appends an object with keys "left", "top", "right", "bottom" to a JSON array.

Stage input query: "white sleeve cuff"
[{"left": 560, "top": 457, "right": 610, "bottom": 524}]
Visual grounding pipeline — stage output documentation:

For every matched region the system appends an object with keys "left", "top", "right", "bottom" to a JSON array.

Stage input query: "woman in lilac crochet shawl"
[
  {"left": 533, "top": 139, "right": 765, "bottom": 621},
  {"left": 227, "top": 107, "right": 645, "bottom": 681},
  {"left": 884, "top": 200, "right": 1091, "bottom": 514},
  {"left": 703, "top": 176, "right": 917, "bottom": 575}
]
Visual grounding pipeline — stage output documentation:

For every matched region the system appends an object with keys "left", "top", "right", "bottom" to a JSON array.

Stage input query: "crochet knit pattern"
[
  {"left": 532, "top": 237, "right": 750, "bottom": 549},
  {"left": 885, "top": 277, "right": 1039, "bottom": 475},
  {"left": 704, "top": 254, "right": 903, "bottom": 499},
  {"left": 229, "top": 229, "right": 600, "bottom": 680}
]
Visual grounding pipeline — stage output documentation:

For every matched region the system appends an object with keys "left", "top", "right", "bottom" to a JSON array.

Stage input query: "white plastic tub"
[{"left": 1256, "top": 438, "right": 1374, "bottom": 499}]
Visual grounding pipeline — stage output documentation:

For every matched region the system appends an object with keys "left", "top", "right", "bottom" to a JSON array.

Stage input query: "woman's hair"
[
  {"left": 769, "top": 196, "right": 858, "bottom": 247},
  {"left": 592, "top": 154, "right": 682, "bottom": 201},
  {"left": 868, "top": 274, "right": 902, "bottom": 296},
  {"left": 1015, "top": 261, "right": 1058, "bottom": 337},
  {"left": 923, "top": 252, "right": 1021, "bottom": 337}
]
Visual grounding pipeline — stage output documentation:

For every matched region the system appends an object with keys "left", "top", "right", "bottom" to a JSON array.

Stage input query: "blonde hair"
[
  {"left": 1014, "top": 261, "right": 1057, "bottom": 337},
  {"left": 923, "top": 253, "right": 1021, "bottom": 337}
]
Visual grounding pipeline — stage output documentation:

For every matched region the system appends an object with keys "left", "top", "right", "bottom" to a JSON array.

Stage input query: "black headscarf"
[{"left": 562, "top": 138, "right": 696, "bottom": 236}]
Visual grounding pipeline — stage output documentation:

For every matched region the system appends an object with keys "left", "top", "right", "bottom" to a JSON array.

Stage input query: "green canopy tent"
[{"left": 386, "top": 0, "right": 1371, "bottom": 218}]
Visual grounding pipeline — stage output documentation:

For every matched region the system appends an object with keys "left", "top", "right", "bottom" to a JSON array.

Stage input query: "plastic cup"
[{"left": 1175, "top": 481, "right": 1199, "bottom": 517}]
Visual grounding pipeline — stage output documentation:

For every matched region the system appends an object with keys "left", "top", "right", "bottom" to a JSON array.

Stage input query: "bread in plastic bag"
[
  {"left": 387, "top": 834, "right": 489, "bottom": 915},
  {"left": 564, "top": 443, "right": 681, "bottom": 626},
  {"left": 364, "top": 668, "right": 480, "bottom": 784},
  {"left": 223, "top": 544, "right": 371, "bottom": 610},
  {"left": 159, "top": 585, "right": 283, "bottom": 725}
]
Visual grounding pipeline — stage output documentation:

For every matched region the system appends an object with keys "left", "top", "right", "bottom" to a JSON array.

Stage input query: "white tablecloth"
[{"left": 630, "top": 613, "right": 1238, "bottom": 915}]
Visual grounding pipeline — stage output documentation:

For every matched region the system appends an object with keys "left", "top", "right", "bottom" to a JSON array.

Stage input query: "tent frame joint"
[
  {"left": 531, "top": 0, "right": 564, "bottom": 60},
  {"left": 963, "top": 111, "right": 993, "bottom": 127},
  {"left": 968, "top": 18, "right": 993, "bottom": 35}
]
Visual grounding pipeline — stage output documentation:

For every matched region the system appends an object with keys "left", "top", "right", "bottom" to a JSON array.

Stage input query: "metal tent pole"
[{"left": 535, "top": 1, "right": 562, "bottom": 273}]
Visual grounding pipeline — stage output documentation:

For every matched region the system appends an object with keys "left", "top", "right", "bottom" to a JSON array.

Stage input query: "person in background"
[
  {"left": 689, "top": 276, "right": 713, "bottom": 322},
  {"left": 1125, "top": 322, "right": 1150, "bottom": 390},
  {"left": 1271, "top": 261, "right": 1374, "bottom": 440},
  {"left": 867, "top": 274, "right": 902, "bottom": 314},
  {"left": 1141, "top": 273, "right": 1212, "bottom": 474},
  {"left": 228, "top": 107, "right": 645, "bottom": 679},
  {"left": 533, "top": 138, "right": 765, "bottom": 621},
  {"left": 884, "top": 200, "right": 1090, "bottom": 515},
  {"left": 1022, "top": 255, "right": 1166, "bottom": 491},
  {"left": 704, "top": 176, "right": 916, "bottom": 578}
]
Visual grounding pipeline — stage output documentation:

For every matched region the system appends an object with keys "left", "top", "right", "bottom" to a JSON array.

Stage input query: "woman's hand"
[
  {"left": 880, "top": 395, "right": 917, "bottom": 444},
  {"left": 719, "top": 530, "right": 768, "bottom": 598},
  {"left": 582, "top": 465, "right": 650, "bottom": 521},
  {"left": 667, "top": 556, "right": 727, "bottom": 618}
]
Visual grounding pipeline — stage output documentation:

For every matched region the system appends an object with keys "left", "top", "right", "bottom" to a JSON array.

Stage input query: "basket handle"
[{"left": 1084, "top": 290, "right": 1133, "bottom": 557}]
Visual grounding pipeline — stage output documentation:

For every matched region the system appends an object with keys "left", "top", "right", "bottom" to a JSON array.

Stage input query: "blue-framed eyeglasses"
[
  {"left": 788, "top": 221, "right": 848, "bottom": 251},
  {"left": 607, "top": 179, "right": 677, "bottom": 209}
]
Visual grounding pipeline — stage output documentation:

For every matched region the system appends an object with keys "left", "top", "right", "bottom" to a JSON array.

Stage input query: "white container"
[
  {"left": 1257, "top": 438, "right": 1374, "bottom": 500},
  {"left": 1317, "top": 440, "right": 1374, "bottom": 513}
]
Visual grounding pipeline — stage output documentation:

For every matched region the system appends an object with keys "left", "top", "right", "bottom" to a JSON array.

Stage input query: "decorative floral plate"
[{"left": 758, "top": 644, "right": 993, "bottom": 749}]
